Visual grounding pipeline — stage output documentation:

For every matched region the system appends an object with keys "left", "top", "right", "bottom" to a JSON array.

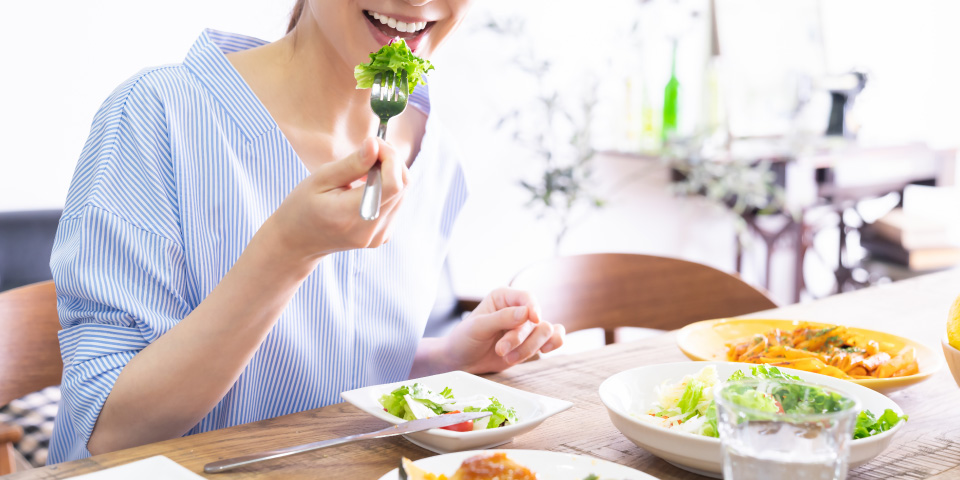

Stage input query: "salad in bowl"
[
  {"left": 598, "top": 362, "right": 907, "bottom": 478},
  {"left": 638, "top": 364, "right": 905, "bottom": 441}
]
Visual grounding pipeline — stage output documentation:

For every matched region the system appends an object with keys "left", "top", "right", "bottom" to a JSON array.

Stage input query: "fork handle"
[
  {"left": 376, "top": 120, "right": 389, "bottom": 140},
  {"left": 359, "top": 121, "right": 388, "bottom": 220}
]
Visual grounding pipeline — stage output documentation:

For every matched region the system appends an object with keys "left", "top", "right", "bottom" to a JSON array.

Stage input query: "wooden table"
[{"left": 10, "top": 270, "right": 960, "bottom": 479}]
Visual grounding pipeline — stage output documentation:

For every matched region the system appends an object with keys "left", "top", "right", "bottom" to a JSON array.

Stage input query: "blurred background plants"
[{"left": 483, "top": 16, "right": 606, "bottom": 254}]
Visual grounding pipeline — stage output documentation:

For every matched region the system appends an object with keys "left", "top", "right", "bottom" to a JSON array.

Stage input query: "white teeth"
[{"left": 367, "top": 11, "right": 428, "bottom": 33}]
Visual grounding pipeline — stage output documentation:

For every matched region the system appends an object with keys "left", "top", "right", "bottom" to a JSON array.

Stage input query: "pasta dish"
[{"left": 726, "top": 323, "right": 919, "bottom": 379}]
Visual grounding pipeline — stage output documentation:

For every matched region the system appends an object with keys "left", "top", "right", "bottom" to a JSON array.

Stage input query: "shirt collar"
[{"left": 183, "top": 29, "right": 276, "bottom": 141}]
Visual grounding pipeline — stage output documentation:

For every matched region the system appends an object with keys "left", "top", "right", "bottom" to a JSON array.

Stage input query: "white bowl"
[
  {"left": 598, "top": 362, "right": 906, "bottom": 478},
  {"left": 341, "top": 370, "right": 572, "bottom": 454}
]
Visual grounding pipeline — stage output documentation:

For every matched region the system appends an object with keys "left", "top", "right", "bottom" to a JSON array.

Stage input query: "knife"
[{"left": 203, "top": 411, "right": 492, "bottom": 473}]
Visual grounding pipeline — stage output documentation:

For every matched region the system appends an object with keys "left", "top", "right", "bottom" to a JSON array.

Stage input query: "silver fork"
[{"left": 360, "top": 71, "right": 408, "bottom": 221}]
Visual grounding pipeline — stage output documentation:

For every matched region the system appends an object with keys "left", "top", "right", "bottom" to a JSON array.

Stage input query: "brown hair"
[{"left": 287, "top": 0, "right": 306, "bottom": 33}]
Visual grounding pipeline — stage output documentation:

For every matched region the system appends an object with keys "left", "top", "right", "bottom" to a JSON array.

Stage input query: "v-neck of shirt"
[{"left": 182, "top": 28, "right": 436, "bottom": 182}]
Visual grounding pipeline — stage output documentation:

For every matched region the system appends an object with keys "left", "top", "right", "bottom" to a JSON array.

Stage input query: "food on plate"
[
  {"left": 852, "top": 408, "right": 909, "bottom": 439},
  {"left": 398, "top": 453, "right": 607, "bottom": 480},
  {"left": 636, "top": 365, "right": 907, "bottom": 439},
  {"left": 638, "top": 364, "right": 722, "bottom": 437},
  {"left": 380, "top": 383, "right": 518, "bottom": 431},
  {"left": 355, "top": 38, "right": 434, "bottom": 92},
  {"left": 400, "top": 453, "right": 536, "bottom": 480},
  {"left": 948, "top": 293, "right": 960, "bottom": 350},
  {"left": 726, "top": 322, "right": 920, "bottom": 379}
]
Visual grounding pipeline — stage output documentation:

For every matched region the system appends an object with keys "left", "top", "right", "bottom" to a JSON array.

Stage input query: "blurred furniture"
[
  {"left": 0, "top": 210, "right": 61, "bottom": 292},
  {"left": 0, "top": 281, "right": 61, "bottom": 475},
  {"left": 509, "top": 253, "right": 777, "bottom": 345},
  {"left": 0, "top": 423, "right": 24, "bottom": 474},
  {"left": 729, "top": 141, "right": 956, "bottom": 301}
]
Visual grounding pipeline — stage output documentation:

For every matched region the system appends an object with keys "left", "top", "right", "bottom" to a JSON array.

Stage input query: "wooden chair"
[
  {"left": 510, "top": 254, "right": 777, "bottom": 345},
  {"left": 0, "top": 281, "right": 62, "bottom": 474}
]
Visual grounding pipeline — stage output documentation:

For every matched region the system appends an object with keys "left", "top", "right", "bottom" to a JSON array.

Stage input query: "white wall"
[
  {"left": 0, "top": 0, "right": 296, "bottom": 211},
  {"left": 819, "top": 0, "right": 960, "bottom": 148}
]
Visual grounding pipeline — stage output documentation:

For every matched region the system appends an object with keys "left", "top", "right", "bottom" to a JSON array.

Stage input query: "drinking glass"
[{"left": 716, "top": 379, "right": 860, "bottom": 480}]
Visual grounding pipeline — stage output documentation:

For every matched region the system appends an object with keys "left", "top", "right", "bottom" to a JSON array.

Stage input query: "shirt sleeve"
[{"left": 48, "top": 69, "right": 194, "bottom": 463}]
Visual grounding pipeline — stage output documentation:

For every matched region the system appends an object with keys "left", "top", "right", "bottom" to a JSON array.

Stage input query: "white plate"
[
  {"left": 598, "top": 362, "right": 906, "bottom": 478},
  {"left": 341, "top": 370, "right": 573, "bottom": 454},
  {"left": 375, "top": 449, "right": 657, "bottom": 480}
]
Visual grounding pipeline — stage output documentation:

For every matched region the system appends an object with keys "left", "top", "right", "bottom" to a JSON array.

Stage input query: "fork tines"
[{"left": 372, "top": 72, "right": 407, "bottom": 102}]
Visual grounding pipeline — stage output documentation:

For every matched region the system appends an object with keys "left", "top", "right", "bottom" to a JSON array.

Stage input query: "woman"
[{"left": 49, "top": 0, "right": 564, "bottom": 462}]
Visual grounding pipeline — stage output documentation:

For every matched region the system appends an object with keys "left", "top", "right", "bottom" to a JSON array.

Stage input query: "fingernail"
[
  {"left": 496, "top": 341, "right": 511, "bottom": 356},
  {"left": 514, "top": 306, "right": 526, "bottom": 321},
  {"left": 505, "top": 351, "right": 520, "bottom": 364}
]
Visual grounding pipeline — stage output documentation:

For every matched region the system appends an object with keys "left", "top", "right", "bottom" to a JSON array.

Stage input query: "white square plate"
[{"left": 341, "top": 370, "right": 573, "bottom": 453}]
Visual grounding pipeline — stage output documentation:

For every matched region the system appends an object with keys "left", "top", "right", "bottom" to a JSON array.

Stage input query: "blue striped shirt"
[{"left": 48, "top": 29, "right": 467, "bottom": 463}]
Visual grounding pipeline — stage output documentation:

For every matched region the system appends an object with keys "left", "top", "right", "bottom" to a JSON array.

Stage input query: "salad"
[
  {"left": 355, "top": 38, "right": 434, "bottom": 93},
  {"left": 637, "top": 365, "right": 907, "bottom": 439},
  {"left": 380, "top": 383, "right": 518, "bottom": 432}
]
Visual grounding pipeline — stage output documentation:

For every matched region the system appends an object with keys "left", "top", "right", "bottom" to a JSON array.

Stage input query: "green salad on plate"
[
  {"left": 380, "top": 383, "right": 518, "bottom": 432},
  {"left": 638, "top": 364, "right": 907, "bottom": 439}
]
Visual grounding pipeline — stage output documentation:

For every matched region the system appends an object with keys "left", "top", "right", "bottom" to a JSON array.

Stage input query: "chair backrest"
[
  {"left": 509, "top": 254, "right": 777, "bottom": 344},
  {"left": 0, "top": 281, "right": 62, "bottom": 406}
]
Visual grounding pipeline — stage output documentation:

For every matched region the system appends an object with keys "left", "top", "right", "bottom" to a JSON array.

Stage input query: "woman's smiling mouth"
[{"left": 363, "top": 9, "right": 434, "bottom": 51}]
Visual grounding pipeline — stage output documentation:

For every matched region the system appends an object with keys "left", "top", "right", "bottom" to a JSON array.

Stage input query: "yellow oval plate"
[{"left": 676, "top": 318, "right": 943, "bottom": 394}]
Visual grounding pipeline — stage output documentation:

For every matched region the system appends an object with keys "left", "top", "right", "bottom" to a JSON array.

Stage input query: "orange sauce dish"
[{"left": 402, "top": 452, "right": 537, "bottom": 480}]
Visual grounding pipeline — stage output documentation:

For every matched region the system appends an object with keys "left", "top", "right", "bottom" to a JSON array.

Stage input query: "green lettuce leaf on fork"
[{"left": 354, "top": 38, "right": 434, "bottom": 93}]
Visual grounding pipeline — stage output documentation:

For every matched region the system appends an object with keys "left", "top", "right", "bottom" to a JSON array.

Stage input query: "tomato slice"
[
  {"left": 439, "top": 410, "right": 475, "bottom": 432},
  {"left": 440, "top": 421, "right": 474, "bottom": 432}
]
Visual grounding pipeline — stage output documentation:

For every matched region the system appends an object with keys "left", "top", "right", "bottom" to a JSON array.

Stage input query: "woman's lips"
[{"left": 363, "top": 11, "right": 432, "bottom": 52}]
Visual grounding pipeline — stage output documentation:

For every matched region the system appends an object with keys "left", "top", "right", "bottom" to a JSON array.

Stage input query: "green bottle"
[{"left": 662, "top": 40, "right": 679, "bottom": 143}]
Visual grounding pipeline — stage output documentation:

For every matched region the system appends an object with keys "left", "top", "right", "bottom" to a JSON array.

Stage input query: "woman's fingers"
[
  {"left": 316, "top": 137, "right": 407, "bottom": 248},
  {"left": 470, "top": 305, "right": 532, "bottom": 340},
  {"left": 308, "top": 137, "right": 406, "bottom": 202},
  {"left": 376, "top": 137, "right": 407, "bottom": 203},
  {"left": 480, "top": 288, "right": 542, "bottom": 322},
  {"left": 311, "top": 137, "right": 379, "bottom": 191},
  {"left": 503, "top": 321, "right": 556, "bottom": 364},
  {"left": 494, "top": 318, "right": 536, "bottom": 356},
  {"left": 366, "top": 190, "right": 407, "bottom": 246},
  {"left": 539, "top": 324, "right": 566, "bottom": 354}
]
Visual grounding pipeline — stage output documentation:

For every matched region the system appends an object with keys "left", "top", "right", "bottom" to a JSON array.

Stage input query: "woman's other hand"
[
  {"left": 264, "top": 137, "right": 408, "bottom": 262},
  {"left": 440, "top": 287, "right": 565, "bottom": 375}
]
